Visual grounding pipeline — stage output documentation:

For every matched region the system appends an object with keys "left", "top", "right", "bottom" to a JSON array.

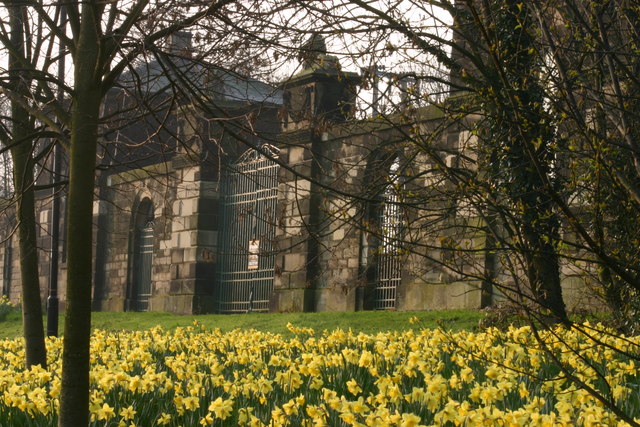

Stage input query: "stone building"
[{"left": 0, "top": 35, "right": 598, "bottom": 314}]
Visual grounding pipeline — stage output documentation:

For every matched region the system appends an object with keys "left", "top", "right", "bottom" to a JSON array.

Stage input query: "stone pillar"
[
  {"left": 272, "top": 130, "right": 316, "bottom": 312},
  {"left": 271, "top": 35, "right": 360, "bottom": 312},
  {"left": 167, "top": 156, "right": 220, "bottom": 314},
  {"left": 310, "top": 131, "right": 366, "bottom": 311}
]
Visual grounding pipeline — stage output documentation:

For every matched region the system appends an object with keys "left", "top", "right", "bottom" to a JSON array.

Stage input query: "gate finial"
[{"left": 298, "top": 34, "right": 327, "bottom": 69}]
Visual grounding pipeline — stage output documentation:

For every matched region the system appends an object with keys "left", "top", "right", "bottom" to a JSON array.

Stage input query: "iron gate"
[
  {"left": 374, "top": 162, "right": 403, "bottom": 310},
  {"left": 217, "top": 145, "right": 279, "bottom": 313},
  {"left": 132, "top": 222, "right": 154, "bottom": 311}
]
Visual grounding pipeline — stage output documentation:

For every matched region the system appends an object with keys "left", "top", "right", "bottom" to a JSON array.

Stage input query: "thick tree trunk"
[
  {"left": 11, "top": 122, "right": 48, "bottom": 370},
  {"left": 487, "top": 0, "right": 569, "bottom": 323},
  {"left": 8, "top": 0, "right": 47, "bottom": 369},
  {"left": 58, "top": 1, "right": 101, "bottom": 425},
  {"left": 523, "top": 218, "right": 568, "bottom": 322}
]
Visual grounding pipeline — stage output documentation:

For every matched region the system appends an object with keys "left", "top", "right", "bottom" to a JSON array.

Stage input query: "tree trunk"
[
  {"left": 8, "top": 0, "right": 47, "bottom": 369},
  {"left": 488, "top": 0, "right": 569, "bottom": 323},
  {"left": 523, "top": 219, "right": 568, "bottom": 322},
  {"left": 58, "top": 1, "right": 102, "bottom": 425}
]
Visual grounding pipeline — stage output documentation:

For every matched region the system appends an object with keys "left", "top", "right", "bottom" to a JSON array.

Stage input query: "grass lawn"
[{"left": 0, "top": 309, "right": 484, "bottom": 339}]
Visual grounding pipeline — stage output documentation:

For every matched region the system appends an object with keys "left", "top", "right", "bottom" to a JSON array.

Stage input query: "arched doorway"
[
  {"left": 217, "top": 145, "right": 279, "bottom": 313},
  {"left": 372, "top": 157, "right": 404, "bottom": 310},
  {"left": 127, "top": 198, "right": 154, "bottom": 311}
]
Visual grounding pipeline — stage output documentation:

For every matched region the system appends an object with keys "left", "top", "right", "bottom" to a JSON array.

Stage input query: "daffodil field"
[{"left": 0, "top": 321, "right": 638, "bottom": 426}]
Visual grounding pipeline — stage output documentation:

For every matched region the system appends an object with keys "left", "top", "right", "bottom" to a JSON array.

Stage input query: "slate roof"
[{"left": 118, "top": 55, "right": 283, "bottom": 108}]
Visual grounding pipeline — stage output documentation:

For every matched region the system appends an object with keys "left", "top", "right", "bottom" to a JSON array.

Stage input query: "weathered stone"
[
  {"left": 284, "top": 253, "right": 306, "bottom": 272},
  {"left": 0, "top": 49, "right": 603, "bottom": 319},
  {"left": 171, "top": 249, "right": 184, "bottom": 264},
  {"left": 288, "top": 146, "right": 305, "bottom": 163}
]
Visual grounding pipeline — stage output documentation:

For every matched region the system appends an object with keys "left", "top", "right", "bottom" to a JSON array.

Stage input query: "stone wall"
[
  {"left": 0, "top": 52, "right": 605, "bottom": 317},
  {"left": 0, "top": 197, "right": 68, "bottom": 310},
  {"left": 94, "top": 162, "right": 175, "bottom": 311},
  {"left": 93, "top": 156, "right": 221, "bottom": 314},
  {"left": 271, "top": 116, "right": 494, "bottom": 312}
]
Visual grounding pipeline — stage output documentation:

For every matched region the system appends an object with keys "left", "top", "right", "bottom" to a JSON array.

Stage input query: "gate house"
[
  {"left": 0, "top": 39, "right": 498, "bottom": 315},
  {"left": 6, "top": 36, "right": 598, "bottom": 316}
]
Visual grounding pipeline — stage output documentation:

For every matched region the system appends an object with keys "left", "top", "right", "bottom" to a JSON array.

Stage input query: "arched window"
[{"left": 127, "top": 198, "right": 154, "bottom": 311}]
